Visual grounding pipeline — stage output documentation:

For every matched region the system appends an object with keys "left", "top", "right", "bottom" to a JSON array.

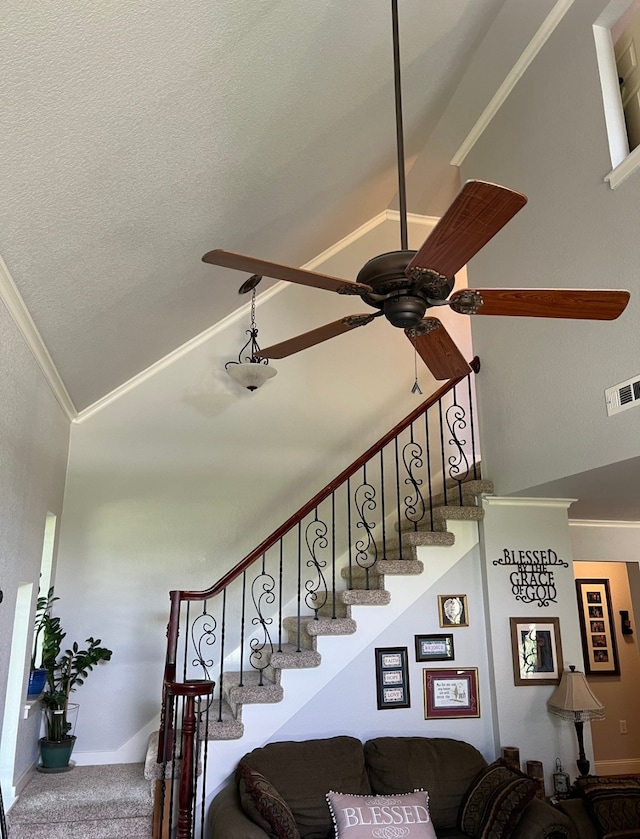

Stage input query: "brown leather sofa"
[{"left": 206, "top": 735, "right": 576, "bottom": 838}]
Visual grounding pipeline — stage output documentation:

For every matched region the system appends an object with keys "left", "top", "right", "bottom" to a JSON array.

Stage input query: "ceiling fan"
[{"left": 203, "top": 2, "right": 630, "bottom": 381}]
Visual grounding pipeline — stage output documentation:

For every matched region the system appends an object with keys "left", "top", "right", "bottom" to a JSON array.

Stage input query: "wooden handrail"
[{"left": 173, "top": 357, "right": 479, "bottom": 602}]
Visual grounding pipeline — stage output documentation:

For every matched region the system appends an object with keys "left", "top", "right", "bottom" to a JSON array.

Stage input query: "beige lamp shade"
[
  {"left": 226, "top": 361, "right": 277, "bottom": 391},
  {"left": 547, "top": 666, "right": 604, "bottom": 722}
]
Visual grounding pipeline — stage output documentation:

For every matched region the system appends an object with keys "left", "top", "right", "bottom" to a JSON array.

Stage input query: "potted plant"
[
  {"left": 39, "top": 598, "right": 112, "bottom": 770},
  {"left": 26, "top": 586, "right": 58, "bottom": 699}
]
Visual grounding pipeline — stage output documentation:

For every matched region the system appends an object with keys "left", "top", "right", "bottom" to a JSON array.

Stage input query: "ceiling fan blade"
[
  {"left": 406, "top": 318, "right": 471, "bottom": 380},
  {"left": 202, "top": 249, "right": 372, "bottom": 295},
  {"left": 258, "top": 314, "right": 377, "bottom": 359},
  {"left": 407, "top": 181, "right": 527, "bottom": 279},
  {"left": 450, "top": 288, "right": 630, "bottom": 320}
]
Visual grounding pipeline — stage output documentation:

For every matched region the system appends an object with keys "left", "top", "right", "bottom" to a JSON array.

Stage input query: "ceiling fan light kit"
[
  {"left": 205, "top": 2, "right": 630, "bottom": 383},
  {"left": 225, "top": 286, "right": 277, "bottom": 391}
]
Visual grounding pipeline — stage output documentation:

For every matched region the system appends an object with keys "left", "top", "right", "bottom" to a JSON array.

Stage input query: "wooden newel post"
[{"left": 166, "top": 679, "right": 214, "bottom": 839}]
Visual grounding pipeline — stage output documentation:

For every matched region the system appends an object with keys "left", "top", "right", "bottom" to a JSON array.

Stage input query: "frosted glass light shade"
[{"left": 226, "top": 361, "right": 277, "bottom": 391}]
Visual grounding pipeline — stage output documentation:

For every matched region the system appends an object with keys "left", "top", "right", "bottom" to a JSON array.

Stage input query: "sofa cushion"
[
  {"left": 364, "top": 736, "right": 487, "bottom": 830},
  {"left": 240, "top": 736, "right": 371, "bottom": 839},
  {"left": 326, "top": 790, "right": 436, "bottom": 839},
  {"left": 458, "top": 759, "right": 538, "bottom": 838},
  {"left": 236, "top": 761, "right": 301, "bottom": 839}
]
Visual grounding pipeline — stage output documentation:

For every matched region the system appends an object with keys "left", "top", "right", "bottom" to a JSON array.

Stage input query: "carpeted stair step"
[
  {"left": 223, "top": 669, "right": 283, "bottom": 715},
  {"left": 7, "top": 763, "right": 152, "bottom": 839},
  {"left": 269, "top": 642, "right": 322, "bottom": 669},
  {"left": 430, "top": 505, "right": 485, "bottom": 531},
  {"left": 341, "top": 559, "right": 424, "bottom": 589},
  {"left": 282, "top": 614, "right": 357, "bottom": 650},
  {"left": 378, "top": 529, "right": 455, "bottom": 560}
]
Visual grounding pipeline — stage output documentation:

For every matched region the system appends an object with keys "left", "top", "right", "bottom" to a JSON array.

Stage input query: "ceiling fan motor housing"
[{"left": 356, "top": 250, "right": 455, "bottom": 328}]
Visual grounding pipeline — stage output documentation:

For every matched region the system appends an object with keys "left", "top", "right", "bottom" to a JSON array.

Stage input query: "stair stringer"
[{"left": 201, "top": 518, "right": 480, "bottom": 797}]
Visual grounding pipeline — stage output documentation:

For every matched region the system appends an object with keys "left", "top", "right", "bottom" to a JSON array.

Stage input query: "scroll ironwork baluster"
[
  {"left": 445, "top": 384, "right": 470, "bottom": 501},
  {"left": 354, "top": 463, "right": 377, "bottom": 588},
  {"left": 402, "top": 421, "right": 425, "bottom": 531},
  {"left": 190, "top": 602, "right": 216, "bottom": 683},
  {"left": 467, "top": 373, "right": 478, "bottom": 481},
  {"left": 438, "top": 400, "right": 447, "bottom": 507},
  {"left": 249, "top": 553, "right": 274, "bottom": 684},
  {"left": 305, "top": 510, "right": 329, "bottom": 615}
]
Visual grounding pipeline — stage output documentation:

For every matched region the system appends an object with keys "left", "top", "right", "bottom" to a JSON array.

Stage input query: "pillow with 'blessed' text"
[{"left": 326, "top": 790, "right": 436, "bottom": 839}]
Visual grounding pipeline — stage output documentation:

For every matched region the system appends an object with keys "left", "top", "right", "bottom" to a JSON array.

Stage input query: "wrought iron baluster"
[
  {"left": 249, "top": 553, "right": 275, "bottom": 684},
  {"left": 239, "top": 572, "right": 246, "bottom": 687},
  {"left": 347, "top": 477, "right": 354, "bottom": 588},
  {"left": 218, "top": 588, "right": 227, "bottom": 716},
  {"left": 305, "top": 509, "right": 329, "bottom": 616},
  {"left": 296, "top": 523, "right": 302, "bottom": 649},
  {"left": 331, "top": 493, "right": 337, "bottom": 619},
  {"left": 467, "top": 372, "right": 478, "bottom": 480},
  {"left": 438, "top": 400, "right": 447, "bottom": 507},
  {"left": 402, "top": 420, "right": 425, "bottom": 531},
  {"left": 190, "top": 601, "right": 216, "bottom": 685},
  {"left": 424, "top": 408, "right": 434, "bottom": 530},
  {"left": 354, "top": 463, "right": 377, "bottom": 587},
  {"left": 278, "top": 541, "right": 284, "bottom": 652},
  {"left": 445, "top": 383, "right": 470, "bottom": 499},
  {"left": 380, "top": 450, "right": 387, "bottom": 555},
  {"left": 394, "top": 436, "right": 403, "bottom": 559},
  {"left": 182, "top": 601, "right": 190, "bottom": 682}
]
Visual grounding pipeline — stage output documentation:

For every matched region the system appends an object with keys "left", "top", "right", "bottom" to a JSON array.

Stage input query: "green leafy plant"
[
  {"left": 40, "top": 598, "right": 112, "bottom": 742},
  {"left": 31, "top": 586, "right": 58, "bottom": 671}
]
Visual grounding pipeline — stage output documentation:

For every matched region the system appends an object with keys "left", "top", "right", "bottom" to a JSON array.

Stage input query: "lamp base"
[{"left": 576, "top": 757, "right": 590, "bottom": 776}]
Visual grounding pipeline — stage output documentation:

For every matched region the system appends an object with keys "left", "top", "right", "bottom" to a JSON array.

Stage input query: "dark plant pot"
[
  {"left": 27, "top": 668, "right": 48, "bottom": 699},
  {"left": 39, "top": 736, "right": 76, "bottom": 770}
]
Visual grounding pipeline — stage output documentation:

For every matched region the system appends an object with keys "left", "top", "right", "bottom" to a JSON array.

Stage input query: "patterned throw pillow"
[
  {"left": 236, "top": 760, "right": 301, "bottom": 839},
  {"left": 574, "top": 775, "right": 640, "bottom": 839},
  {"left": 459, "top": 759, "right": 537, "bottom": 839},
  {"left": 326, "top": 790, "right": 436, "bottom": 839}
]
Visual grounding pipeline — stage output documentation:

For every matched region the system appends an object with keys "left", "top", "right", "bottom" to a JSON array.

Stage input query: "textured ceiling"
[{"left": 1, "top": 0, "right": 510, "bottom": 410}]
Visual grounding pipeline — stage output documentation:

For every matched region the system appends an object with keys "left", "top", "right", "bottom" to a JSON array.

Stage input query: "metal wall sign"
[{"left": 493, "top": 548, "right": 569, "bottom": 607}]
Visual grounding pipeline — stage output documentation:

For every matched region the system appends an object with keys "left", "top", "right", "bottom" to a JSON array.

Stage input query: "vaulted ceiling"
[{"left": 1, "top": 0, "right": 537, "bottom": 413}]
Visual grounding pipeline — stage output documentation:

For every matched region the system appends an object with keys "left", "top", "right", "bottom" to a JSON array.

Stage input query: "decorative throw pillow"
[
  {"left": 236, "top": 760, "right": 301, "bottom": 839},
  {"left": 326, "top": 790, "right": 436, "bottom": 838},
  {"left": 459, "top": 759, "right": 537, "bottom": 839},
  {"left": 574, "top": 777, "right": 640, "bottom": 839}
]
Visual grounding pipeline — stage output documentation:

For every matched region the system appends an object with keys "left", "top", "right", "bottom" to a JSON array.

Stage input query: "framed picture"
[
  {"left": 510, "top": 617, "right": 563, "bottom": 686},
  {"left": 438, "top": 594, "right": 468, "bottom": 627},
  {"left": 415, "top": 633, "right": 455, "bottom": 662},
  {"left": 375, "top": 647, "right": 410, "bottom": 710},
  {"left": 423, "top": 667, "right": 480, "bottom": 719},
  {"left": 575, "top": 579, "right": 620, "bottom": 675}
]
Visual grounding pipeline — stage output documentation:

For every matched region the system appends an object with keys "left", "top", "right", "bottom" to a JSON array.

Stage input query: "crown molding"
[
  {"left": 451, "top": 0, "right": 575, "bottom": 166},
  {"left": 0, "top": 253, "right": 77, "bottom": 421},
  {"left": 568, "top": 519, "right": 640, "bottom": 529}
]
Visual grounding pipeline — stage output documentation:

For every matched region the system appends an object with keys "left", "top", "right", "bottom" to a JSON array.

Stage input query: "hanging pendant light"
[{"left": 225, "top": 278, "right": 277, "bottom": 391}]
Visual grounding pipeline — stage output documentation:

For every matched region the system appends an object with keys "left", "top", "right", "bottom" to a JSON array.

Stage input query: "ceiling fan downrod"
[{"left": 392, "top": 0, "right": 409, "bottom": 252}]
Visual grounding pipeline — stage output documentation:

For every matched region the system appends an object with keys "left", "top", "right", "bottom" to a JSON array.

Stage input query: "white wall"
[
  {"left": 54, "top": 215, "right": 473, "bottom": 762},
  {"left": 450, "top": 0, "right": 640, "bottom": 499},
  {"left": 269, "top": 540, "right": 494, "bottom": 756},
  {"left": 0, "top": 304, "right": 69, "bottom": 800},
  {"left": 479, "top": 497, "right": 586, "bottom": 792}
]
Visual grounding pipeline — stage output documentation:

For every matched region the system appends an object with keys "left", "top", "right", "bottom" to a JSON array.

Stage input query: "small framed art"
[
  {"left": 375, "top": 647, "right": 410, "bottom": 710},
  {"left": 438, "top": 594, "right": 468, "bottom": 627},
  {"left": 510, "top": 617, "right": 563, "bottom": 686},
  {"left": 414, "top": 633, "right": 455, "bottom": 662},
  {"left": 423, "top": 667, "right": 479, "bottom": 719},
  {"left": 575, "top": 578, "right": 620, "bottom": 675}
]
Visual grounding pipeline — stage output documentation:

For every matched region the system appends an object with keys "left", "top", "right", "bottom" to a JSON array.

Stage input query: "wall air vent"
[{"left": 605, "top": 374, "right": 640, "bottom": 416}]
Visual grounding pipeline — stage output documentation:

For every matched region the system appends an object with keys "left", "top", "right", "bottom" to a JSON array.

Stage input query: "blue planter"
[{"left": 26, "top": 668, "right": 47, "bottom": 699}]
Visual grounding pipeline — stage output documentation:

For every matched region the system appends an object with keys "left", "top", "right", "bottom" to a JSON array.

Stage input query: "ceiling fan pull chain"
[{"left": 411, "top": 346, "right": 423, "bottom": 395}]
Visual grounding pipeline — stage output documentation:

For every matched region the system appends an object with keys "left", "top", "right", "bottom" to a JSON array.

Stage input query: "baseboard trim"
[{"left": 594, "top": 757, "right": 640, "bottom": 776}]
